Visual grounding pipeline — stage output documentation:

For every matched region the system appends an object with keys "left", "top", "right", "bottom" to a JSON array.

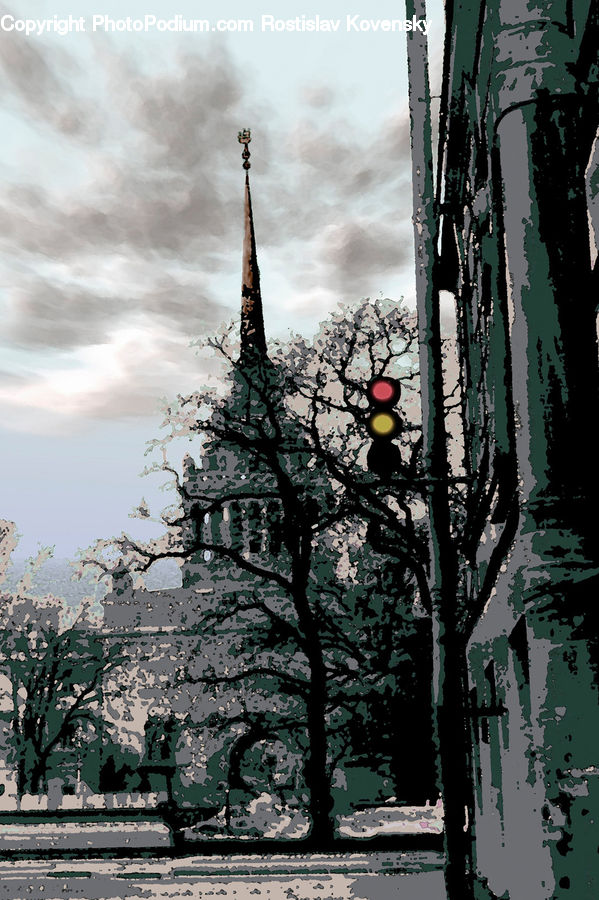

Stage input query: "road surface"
[{"left": 0, "top": 851, "right": 446, "bottom": 899}]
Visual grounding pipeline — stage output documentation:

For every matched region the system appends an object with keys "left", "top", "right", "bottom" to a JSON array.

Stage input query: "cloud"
[
  {"left": 317, "top": 219, "right": 411, "bottom": 295},
  {"left": 0, "top": 38, "right": 252, "bottom": 419},
  {"left": 0, "top": 33, "right": 414, "bottom": 429},
  {"left": 2, "top": 266, "right": 226, "bottom": 351},
  {"left": 299, "top": 84, "right": 338, "bottom": 109},
  {"left": 0, "top": 321, "right": 221, "bottom": 433},
  {"left": 252, "top": 108, "right": 412, "bottom": 249},
  {"left": 0, "top": 13, "right": 98, "bottom": 140}
]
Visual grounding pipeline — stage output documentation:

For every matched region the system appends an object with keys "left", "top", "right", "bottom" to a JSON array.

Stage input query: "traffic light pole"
[{"left": 405, "top": 4, "right": 476, "bottom": 898}]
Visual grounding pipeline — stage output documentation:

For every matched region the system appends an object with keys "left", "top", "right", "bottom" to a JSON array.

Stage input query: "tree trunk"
[
  {"left": 28, "top": 754, "right": 49, "bottom": 796},
  {"left": 290, "top": 548, "right": 335, "bottom": 847},
  {"left": 16, "top": 756, "right": 26, "bottom": 800},
  {"left": 405, "top": 2, "right": 476, "bottom": 895},
  {"left": 304, "top": 650, "right": 334, "bottom": 846},
  {"left": 17, "top": 725, "right": 48, "bottom": 797},
  {"left": 433, "top": 617, "right": 476, "bottom": 896},
  {"left": 224, "top": 788, "right": 232, "bottom": 832}
]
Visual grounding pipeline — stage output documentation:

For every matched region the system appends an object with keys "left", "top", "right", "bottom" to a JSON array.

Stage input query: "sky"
[{"left": 0, "top": 0, "right": 445, "bottom": 559}]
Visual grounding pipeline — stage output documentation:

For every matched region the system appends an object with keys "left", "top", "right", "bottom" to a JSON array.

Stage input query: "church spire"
[{"left": 238, "top": 129, "right": 267, "bottom": 359}]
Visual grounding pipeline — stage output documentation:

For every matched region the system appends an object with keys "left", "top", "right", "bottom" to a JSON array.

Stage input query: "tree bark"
[
  {"left": 405, "top": 4, "right": 476, "bottom": 896},
  {"left": 290, "top": 540, "right": 335, "bottom": 847},
  {"left": 433, "top": 618, "right": 476, "bottom": 896},
  {"left": 304, "top": 647, "right": 334, "bottom": 846}
]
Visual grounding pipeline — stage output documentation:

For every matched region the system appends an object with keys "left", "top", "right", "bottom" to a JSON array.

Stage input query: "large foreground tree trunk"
[
  {"left": 304, "top": 649, "right": 335, "bottom": 846},
  {"left": 433, "top": 618, "right": 475, "bottom": 895},
  {"left": 290, "top": 548, "right": 335, "bottom": 847},
  {"left": 406, "top": 3, "right": 476, "bottom": 896}
]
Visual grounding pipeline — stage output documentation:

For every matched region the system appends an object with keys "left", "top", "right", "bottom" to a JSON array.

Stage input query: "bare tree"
[
  {"left": 79, "top": 299, "right": 435, "bottom": 844},
  {"left": 0, "top": 526, "right": 121, "bottom": 796}
]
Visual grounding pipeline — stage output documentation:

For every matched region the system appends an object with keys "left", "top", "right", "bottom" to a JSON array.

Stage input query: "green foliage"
[
  {"left": 79, "top": 298, "right": 436, "bottom": 837},
  {"left": 0, "top": 535, "right": 122, "bottom": 796}
]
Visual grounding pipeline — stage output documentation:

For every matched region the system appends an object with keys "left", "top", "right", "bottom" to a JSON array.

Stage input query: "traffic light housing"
[{"left": 366, "top": 376, "right": 402, "bottom": 477}]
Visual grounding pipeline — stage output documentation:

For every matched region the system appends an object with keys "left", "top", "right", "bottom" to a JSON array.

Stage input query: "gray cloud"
[
  {"left": 317, "top": 220, "right": 411, "bottom": 295},
  {"left": 3, "top": 274, "right": 224, "bottom": 351},
  {"left": 299, "top": 84, "right": 338, "bottom": 110},
  {"left": 0, "top": 33, "right": 414, "bottom": 423},
  {"left": 0, "top": 12, "right": 98, "bottom": 140},
  {"left": 0, "top": 40, "right": 252, "bottom": 368},
  {"left": 251, "top": 108, "right": 413, "bottom": 256}
]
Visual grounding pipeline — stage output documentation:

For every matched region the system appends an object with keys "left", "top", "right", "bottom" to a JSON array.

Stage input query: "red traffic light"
[{"left": 367, "top": 377, "right": 401, "bottom": 406}]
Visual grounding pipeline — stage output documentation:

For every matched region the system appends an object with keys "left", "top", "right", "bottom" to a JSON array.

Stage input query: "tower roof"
[{"left": 238, "top": 129, "right": 267, "bottom": 360}]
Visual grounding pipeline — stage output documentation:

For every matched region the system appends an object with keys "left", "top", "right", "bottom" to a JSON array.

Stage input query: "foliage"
[
  {"left": 0, "top": 524, "right": 122, "bottom": 796},
  {"left": 79, "top": 298, "right": 437, "bottom": 840}
]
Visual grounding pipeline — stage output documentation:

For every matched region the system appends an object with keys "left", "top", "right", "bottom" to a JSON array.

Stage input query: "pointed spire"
[{"left": 237, "top": 129, "right": 267, "bottom": 359}]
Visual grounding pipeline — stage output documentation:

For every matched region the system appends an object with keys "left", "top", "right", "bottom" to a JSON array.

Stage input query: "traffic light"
[{"left": 366, "top": 376, "right": 402, "bottom": 477}]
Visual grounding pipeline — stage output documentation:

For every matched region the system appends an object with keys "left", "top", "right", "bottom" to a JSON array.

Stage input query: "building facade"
[{"left": 437, "top": 0, "right": 599, "bottom": 895}]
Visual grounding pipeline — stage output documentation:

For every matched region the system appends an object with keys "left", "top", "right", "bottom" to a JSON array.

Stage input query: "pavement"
[
  {"left": 0, "top": 804, "right": 444, "bottom": 852},
  {"left": 0, "top": 820, "right": 171, "bottom": 850},
  {"left": 0, "top": 852, "right": 447, "bottom": 900}
]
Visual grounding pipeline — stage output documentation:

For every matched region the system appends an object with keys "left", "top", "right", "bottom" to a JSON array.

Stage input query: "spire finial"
[
  {"left": 238, "top": 128, "right": 251, "bottom": 170},
  {"left": 237, "top": 129, "right": 266, "bottom": 360}
]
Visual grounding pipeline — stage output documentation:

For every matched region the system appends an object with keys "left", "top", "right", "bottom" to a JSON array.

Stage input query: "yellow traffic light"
[{"left": 368, "top": 411, "right": 398, "bottom": 437}]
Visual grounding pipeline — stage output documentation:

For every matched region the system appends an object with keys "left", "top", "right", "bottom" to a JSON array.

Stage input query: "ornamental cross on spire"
[{"left": 238, "top": 128, "right": 251, "bottom": 170}]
